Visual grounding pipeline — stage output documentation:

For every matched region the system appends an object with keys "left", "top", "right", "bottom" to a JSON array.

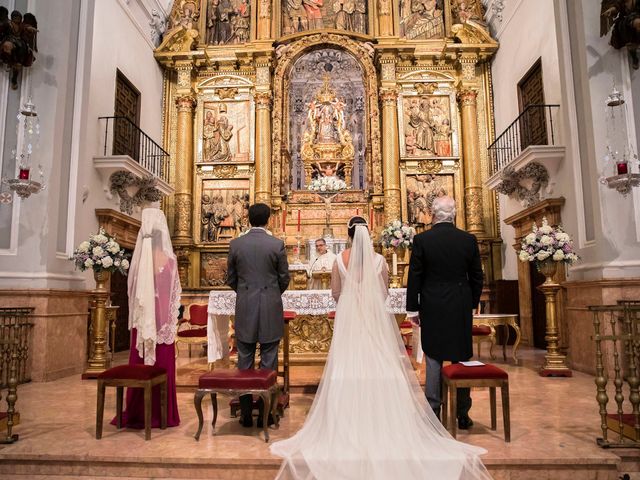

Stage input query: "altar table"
[
  {"left": 207, "top": 289, "right": 407, "bottom": 363},
  {"left": 473, "top": 314, "right": 521, "bottom": 364}
]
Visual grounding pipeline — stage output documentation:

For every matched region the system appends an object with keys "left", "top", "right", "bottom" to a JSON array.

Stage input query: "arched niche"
[{"left": 271, "top": 33, "right": 382, "bottom": 200}]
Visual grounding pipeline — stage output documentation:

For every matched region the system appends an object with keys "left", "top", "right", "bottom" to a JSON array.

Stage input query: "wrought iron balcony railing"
[
  {"left": 98, "top": 116, "right": 169, "bottom": 183},
  {"left": 488, "top": 104, "right": 560, "bottom": 176}
]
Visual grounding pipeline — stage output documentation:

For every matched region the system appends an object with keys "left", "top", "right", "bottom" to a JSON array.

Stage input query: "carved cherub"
[{"left": 601, "top": 0, "right": 640, "bottom": 68}]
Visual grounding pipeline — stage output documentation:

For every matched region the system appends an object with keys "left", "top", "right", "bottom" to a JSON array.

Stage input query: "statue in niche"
[
  {"left": 0, "top": 7, "right": 38, "bottom": 89},
  {"left": 206, "top": 0, "right": 251, "bottom": 44},
  {"left": 333, "top": 0, "right": 354, "bottom": 31},
  {"left": 403, "top": 93, "right": 453, "bottom": 158},
  {"left": 304, "top": 0, "right": 324, "bottom": 30},
  {"left": 159, "top": 0, "right": 199, "bottom": 52},
  {"left": 400, "top": 0, "right": 444, "bottom": 40},
  {"left": 203, "top": 105, "right": 234, "bottom": 162},
  {"left": 284, "top": 0, "right": 309, "bottom": 34},
  {"left": 353, "top": 0, "right": 367, "bottom": 33},
  {"left": 301, "top": 73, "right": 354, "bottom": 185},
  {"left": 601, "top": 0, "right": 640, "bottom": 69}
]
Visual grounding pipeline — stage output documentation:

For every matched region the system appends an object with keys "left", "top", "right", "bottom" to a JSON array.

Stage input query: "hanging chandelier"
[
  {"left": 2, "top": 97, "right": 44, "bottom": 199},
  {"left": 599, "top": 86, "right": 639, "bottom": 196}
]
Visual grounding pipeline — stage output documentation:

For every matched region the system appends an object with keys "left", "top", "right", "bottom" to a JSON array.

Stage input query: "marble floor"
[{"left": 0, "top": 347, "right": 638, "bottom": 479}]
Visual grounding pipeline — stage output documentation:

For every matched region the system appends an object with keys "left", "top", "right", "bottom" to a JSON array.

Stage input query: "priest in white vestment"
[{"left": 308, "top": 238, "right": 336, "bottom": 289}]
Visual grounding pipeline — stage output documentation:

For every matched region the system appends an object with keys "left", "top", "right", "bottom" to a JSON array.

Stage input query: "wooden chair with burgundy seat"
[
  {"left": 95, "top": 364, "right": 167, "bottom": 441},
  {"left": 229, "top": 310, "right": 295, "bottom": 418},
  {"left": 441, "top": 363, "right": 510, "bottom": 442},
  {"left": 472, "top": 305, "right": 496, "bottom": 359},
  {"left": 176, "top": 303, "right": 208, "bottom": 358},
  {"left": 194, "top": 369, "right": 280, "bottom": 442}
]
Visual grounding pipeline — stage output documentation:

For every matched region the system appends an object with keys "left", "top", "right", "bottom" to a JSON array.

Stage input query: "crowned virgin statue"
[{"left": 301, "top": 74, "right": 355, "bottom": 185}]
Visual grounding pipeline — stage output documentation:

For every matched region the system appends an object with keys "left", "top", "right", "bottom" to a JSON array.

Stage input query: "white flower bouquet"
[
  {"left": 518, "top": 217, "right": 579, "bottom": 266},
  {"left": 380, "top": 220, "right": 416, "bottom": 249},
  {"left": 308, "top": 176, "right": 348, "bottom": 192},
  {"left": 71, "top": 227, "right": 130, "bottom": 275}
]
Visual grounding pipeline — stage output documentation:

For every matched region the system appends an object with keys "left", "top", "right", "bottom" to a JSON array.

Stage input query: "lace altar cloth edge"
[{"left": 207, "top": 288, "right": 408, "bottom": 316}]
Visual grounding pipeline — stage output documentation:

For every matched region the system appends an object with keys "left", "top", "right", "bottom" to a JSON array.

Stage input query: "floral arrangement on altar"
[
  {"left": 308, "top": 176, "right": 347, "bottom": 192},
  {"left": 380, "top": 220, "right": 416, "bottom": 249},
  {"left": 518, "top": 217, "right": 579, "bottom": 265},
  {"left": 71, "top": 228, "right": 130, "bottom": 274}
]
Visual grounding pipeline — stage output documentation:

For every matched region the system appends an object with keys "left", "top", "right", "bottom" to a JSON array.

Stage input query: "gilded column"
[
  {"left": 257, "top": 0, "right": 272, "bottom": 40},
  {"left": 377, "top": 0, "right": 393, "bottom": 36},
  {"left": 173, "top": 94, "right": 196, "bottom": 244},
  {"left": 457, "top": 88, "right": 485, "bottom": 235},
  {"left": 380, "top": 87, "right": 401, "bottom": 223},
  {"left": 254, "top": 90, "right": 273, "bottom": 205}
]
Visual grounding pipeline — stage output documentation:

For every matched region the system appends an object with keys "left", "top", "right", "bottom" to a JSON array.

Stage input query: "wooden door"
[
  {"left": 529, "top": 265, "right": 547, "bottom": 349},
  {"left": 113, "top": 70, "right": 140, "bottom": 160},
  {"left": 518, "top": 59, "right": 547, "bottom": 149}
]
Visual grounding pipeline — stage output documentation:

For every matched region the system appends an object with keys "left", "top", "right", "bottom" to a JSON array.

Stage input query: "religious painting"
[
  {"left": 288, "top": 48, "right": 367, "bottom": 190},
  {"left": 281, "top": 0, "right": 368, "bottom": 36},
  {"left": 199, "top": 179, "right": 250, "bottom": 243},
  {"left": 204, "top": 0, "right": 251, "bottom": 45},
  {"left": 200, "top": 252, "right": 228, "bottom": 286},
  {"left": 399, "top": 92, "right": 455, "bottom": 158},
  {"left": 399, "top": 0, "right": 445, "bottom": 40},
  {"left": 404, "top": 173, "right": 454, "bottom": 227},
  {"left": 201, "top": 100, "right": 251, "bottom": 163}
]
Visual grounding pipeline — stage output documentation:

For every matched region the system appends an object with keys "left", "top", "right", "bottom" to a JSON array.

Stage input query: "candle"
[
  {"left": 282, "top": 206, "right": 287, "bottom": 234},
  {"left": 18, "top": 168, "right": 29, "bottom": 180},
  {"left": 617, "top": 162, "right": 629, "bottom": 175},
  {"left": 392, "top": 252, "right": 398, "bottom": 276},
  {"left": 297, "top": 209, "right": 301, "bottom": 232}
]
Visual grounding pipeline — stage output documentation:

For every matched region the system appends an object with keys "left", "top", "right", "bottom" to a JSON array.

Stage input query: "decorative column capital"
[
  {"left": 457, "top": 88, "right": 478, "bottom": 107},
  {"left": 457, "top": 53, "right": 478, "bottom": 82},
  {"left": 253, "top": 90, "right": 273, "bottom": 110},
  {"left": 378, "top": 0, "right": 391, "bottom": 16},
  {"left": 379, "top": 87, "right": 399, "bottom": 106},
  {"left": 175, "top": 95, "right": 197, "bottom": 112},
  {"left": 258, "top": 0, "right": 272, "bottom": 19},
  {"left": 175, "top": 63, "right": 195, "bottom": 92}
]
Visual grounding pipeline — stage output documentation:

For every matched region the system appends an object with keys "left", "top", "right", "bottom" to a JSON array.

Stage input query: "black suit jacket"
[{"left": 406, "top": 222, "right": 483, "bottom": 362}]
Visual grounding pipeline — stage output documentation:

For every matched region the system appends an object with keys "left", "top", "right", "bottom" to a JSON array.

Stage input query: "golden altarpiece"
[{"left": 155, "top": 0, "right": 502, "bottom": 360}]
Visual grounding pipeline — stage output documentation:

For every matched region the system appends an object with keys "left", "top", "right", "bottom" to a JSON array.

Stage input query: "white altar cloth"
[{"left": 207, "top": 288, "right": 408, "bottom": 362}]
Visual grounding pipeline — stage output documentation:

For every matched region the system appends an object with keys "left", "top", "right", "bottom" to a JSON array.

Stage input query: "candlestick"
[
  {"left": 392, "top": 252, "right": 398, "bottom": 276},
  {"left": 297, "top": 209, "right": 301, "bottom": 232},
  {"left": 282, "top": 206, "right": 287, "bottom": 233}
]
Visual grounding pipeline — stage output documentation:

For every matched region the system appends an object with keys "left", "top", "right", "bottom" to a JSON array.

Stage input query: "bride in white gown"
[{"left": 270, "top": 217, "right": 492, "bottom": 480}]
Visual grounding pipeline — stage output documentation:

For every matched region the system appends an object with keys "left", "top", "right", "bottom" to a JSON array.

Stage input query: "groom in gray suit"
[{"left": 226, "top": 203, "right": 290, "bottom": 427}]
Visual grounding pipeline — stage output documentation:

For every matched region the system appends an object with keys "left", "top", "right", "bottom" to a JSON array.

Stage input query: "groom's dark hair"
[{"left": 249, "top": 203, "right": 271, "bottom": 227}]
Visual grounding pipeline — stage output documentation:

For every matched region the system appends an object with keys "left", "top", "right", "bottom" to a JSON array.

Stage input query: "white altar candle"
[{"left": 392, "top": 252, "right": 398, "bottom": 276}]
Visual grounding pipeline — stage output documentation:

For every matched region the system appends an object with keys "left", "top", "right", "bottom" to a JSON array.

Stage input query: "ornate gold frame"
[{"left": 271, "top": 32, "right": 383, "bottom": 201}]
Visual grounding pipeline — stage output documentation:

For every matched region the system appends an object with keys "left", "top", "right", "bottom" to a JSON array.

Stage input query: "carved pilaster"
[
  {"left": 458, "top": 53, "right": 478, "bottom": 82},
  {"left": 173, "top": 95, "right": 196, "bottom": 244},
  {"left": 254, "top": 90, "right": 273, "bottom": 205},
  {"left": 457, "top": 87, "right": 484, "bottom": 234},
  {"left": 380, "top": 86, "right": 401, "bottom": 223},
  {"left": 377, "top": 0, "right": 393, "bottom": 36},
  {"left": 175, "top": 247, "right": 191, "bottom": 289},
  {"left": 257, "top": 0, "right": 272, "bottom": 39}
]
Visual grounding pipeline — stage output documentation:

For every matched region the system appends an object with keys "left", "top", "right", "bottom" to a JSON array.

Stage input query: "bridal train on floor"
[{"left": 270, "top": 225, "right": 492, "bottom": 480}]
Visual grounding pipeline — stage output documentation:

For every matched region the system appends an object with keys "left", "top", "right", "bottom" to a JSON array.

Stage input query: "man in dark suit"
[
  {"left": 227, "top": 203, "right": 290, "bottom": 427},
  {"left": 406, "top": 196, "right": 483, "bottom": 429}
]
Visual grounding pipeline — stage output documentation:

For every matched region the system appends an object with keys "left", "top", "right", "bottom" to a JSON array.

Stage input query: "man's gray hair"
[{"left": 431, "top": 196, "right": 456, "bottom": 224}]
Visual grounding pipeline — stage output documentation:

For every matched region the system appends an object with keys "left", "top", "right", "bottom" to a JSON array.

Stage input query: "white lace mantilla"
[{"left": 207, "top": 288, "right": 407, "bottom": 315}]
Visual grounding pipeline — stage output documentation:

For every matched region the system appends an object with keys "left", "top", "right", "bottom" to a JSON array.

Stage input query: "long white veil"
[
  {"left": 127, "top": 208, "right": 182, "bottom": 365},
  {"left": 270, "top": 225, "right": 492, "bottom": 480}
]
